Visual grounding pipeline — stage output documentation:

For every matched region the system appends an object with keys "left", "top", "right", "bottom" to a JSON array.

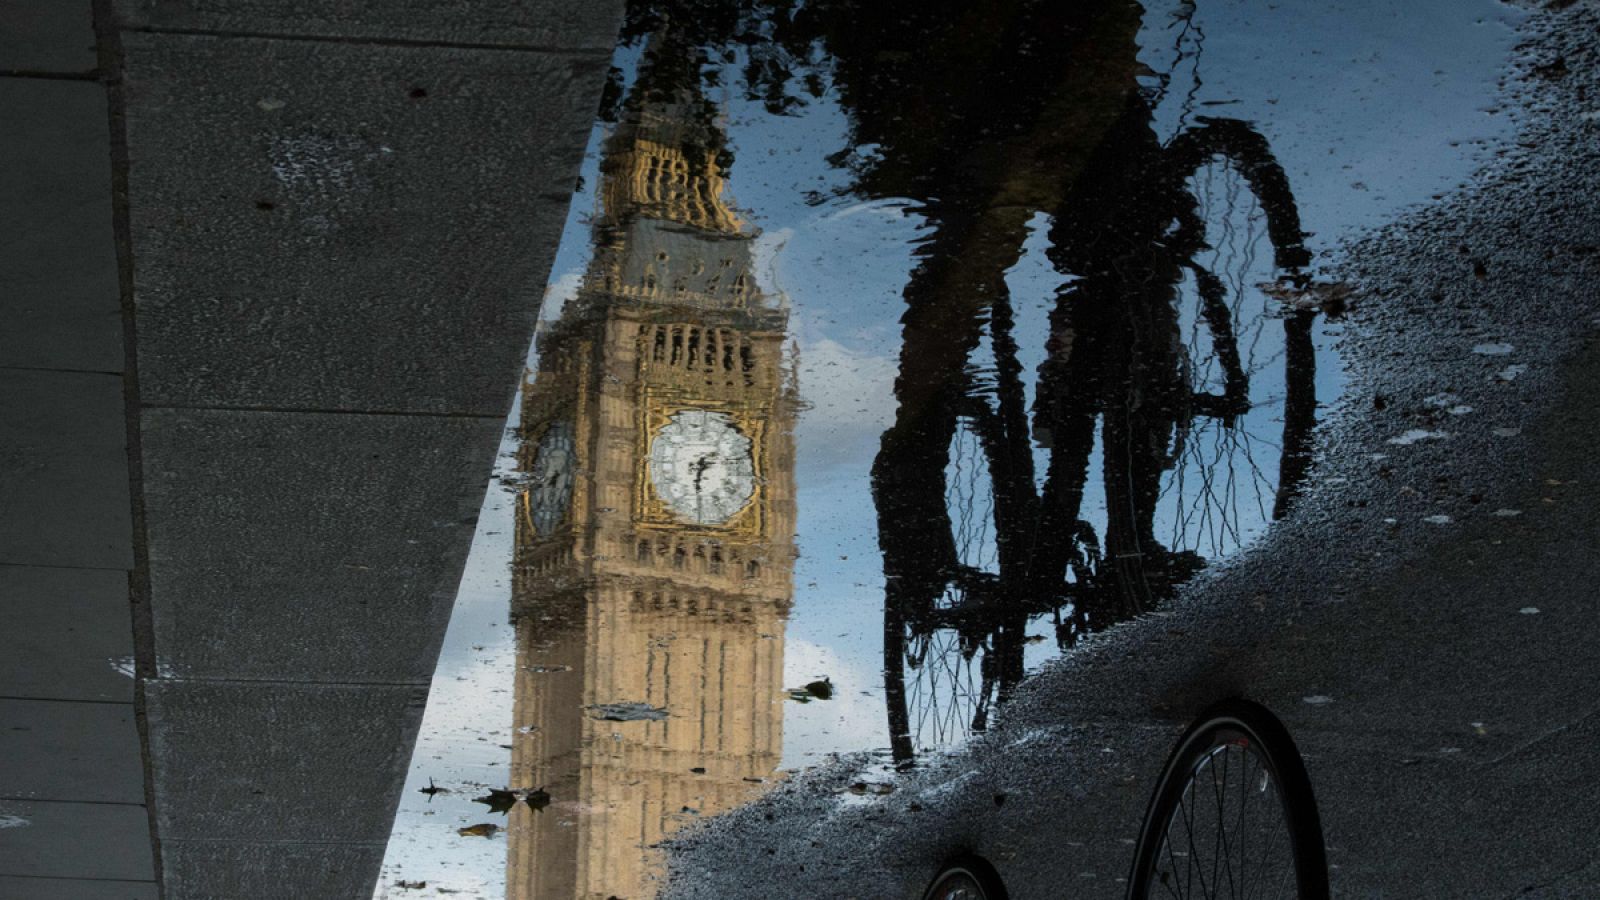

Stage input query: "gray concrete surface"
[
  {"left": 0, "top": 876, "right": 157, "bottom": 900},
  {"left": 3, "top": 0, "right": 622, "bottom": 895},
  {"left": 120, "top": 31, "right": 607, "bottom": 415},
  {"left": 140, "top": 409, "right": 501, "bottom": 682},
  {"left": 0, "top": 699, "right": 145, "bottom": 803},
  {"left": 0, "top": 369, "right": 133, "bottom": 570},
  {"left": 110, "top": 0, "right": 621, "bottom": 50},
  {"left": 0, "top": 79, "right": 122, "bottom": 372},
  {"left": 1, "top": 566, "right": 135, "bottom": 702},
  {"left": 143, "top": 681, "right": 428, "bottom": 844},
  {"left": 0, "top": 0, "right": 97, "bottom": 74},
  {"left": 101, "top": 1, "right": 626, "bottom": 896},
  {"left": 0, "top": 6, "right": 154, "bottom": 895},
  {"left": 0, "top": 799, "right": 154, "bottom": 882},
  {"left": 663, "top": 3, "right": 1600, "bottom": 898}
]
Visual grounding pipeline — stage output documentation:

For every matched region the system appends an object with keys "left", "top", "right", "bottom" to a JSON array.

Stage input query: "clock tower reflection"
[{"left": 507, "top": 26, "right": 796, "bottom": 900}]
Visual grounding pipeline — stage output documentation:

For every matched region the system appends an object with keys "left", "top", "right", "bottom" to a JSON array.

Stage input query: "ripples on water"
[{"left": 375, "top": 0, "right": 1522, "bottom": 895}]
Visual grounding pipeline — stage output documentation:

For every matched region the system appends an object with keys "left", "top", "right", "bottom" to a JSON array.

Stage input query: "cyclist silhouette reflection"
[
  {"left": 616, "top": 0, "right": 1329, "bottom": 762},
  {"left": 829, "top": 2, "right": 1325, "bottom": 761}
]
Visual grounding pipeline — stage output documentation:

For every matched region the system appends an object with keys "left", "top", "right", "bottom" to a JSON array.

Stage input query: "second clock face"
[
  {"left": 526, "top": 420, "right": 576, "bottom": 536},
  {"left": 648, "top": 409, "right": 756, "bottom": 526}
]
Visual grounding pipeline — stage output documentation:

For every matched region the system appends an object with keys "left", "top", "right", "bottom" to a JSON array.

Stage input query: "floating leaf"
[
  {"left": 458, "top": 823, "right": 500, "bottom": 838},
  {"left": 472, "top": 789, "right": 521, "bottom": 815}
]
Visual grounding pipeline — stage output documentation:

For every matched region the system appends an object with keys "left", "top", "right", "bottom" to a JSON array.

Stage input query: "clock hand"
[{"left": 692, "top": 453, "right": 714, "bottom": 493}]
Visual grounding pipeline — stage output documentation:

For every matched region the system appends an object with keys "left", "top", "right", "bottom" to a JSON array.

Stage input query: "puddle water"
[{"left": 375, "top": 0, "right": 1524, "bottom": 896}]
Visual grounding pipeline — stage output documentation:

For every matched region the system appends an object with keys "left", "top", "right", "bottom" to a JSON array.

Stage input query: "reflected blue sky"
[{"left": 376, "top": 1, "right": 1526, "bottom": 895}]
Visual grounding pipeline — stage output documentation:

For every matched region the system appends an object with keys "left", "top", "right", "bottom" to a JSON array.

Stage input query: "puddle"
[{"left": 375, "top": 0, "right": 1522, "bottom": 896}]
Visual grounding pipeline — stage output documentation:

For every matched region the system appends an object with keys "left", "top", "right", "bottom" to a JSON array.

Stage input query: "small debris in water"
[
  {"left": 1424, "top": 514, "right": 1454, "bottom": 525},
  {"left": 1492, "top": 508, "right": 1522, "bottom": 517},
  {"left": 588, "top": 702, "right": 669, "bottom": 722},
  {"left": 787, "top": 677, "right": 834, "bottom": 702},
  {"left": 1302, "top": 695, "right": 1334, "bottom": 705},
  {"left": 1389, "top": 429, "right": 1450, "bottom": 445},
  {"left": 1496, "top": 364, "right": 1528, "bottom": 382},
  {"left": 1472, "top": 342, "right": 1514, "bottom": 355},
  {"left": 457, "top": 823, "right": 500, "bottom": 838},
  {"left": 1520, "top": 607, "right": 1540, "bottom": 615},
  {"left": 1492, "top": 427, "right": 1522, "bottom": 437}
]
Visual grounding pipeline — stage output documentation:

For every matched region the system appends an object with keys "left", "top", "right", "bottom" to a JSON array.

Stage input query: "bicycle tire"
[
  {"left": 922, "top": 854, "right": 1010, "bottom": 900},
  {"left": 1127, "top": 698, "right": 1328, "bottom": 900}
]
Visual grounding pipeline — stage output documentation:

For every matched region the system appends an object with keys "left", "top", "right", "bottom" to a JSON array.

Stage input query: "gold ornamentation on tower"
[{"left": 506, "top": 28, "right": 795, "bottom": 900}]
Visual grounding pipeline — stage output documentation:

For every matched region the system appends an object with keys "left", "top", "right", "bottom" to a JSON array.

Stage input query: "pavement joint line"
[
  {"left": 141, "top": 402, "right": 507, "bottom": 421},
  {"left": 0, "top": 560, "right": 131, "bottom": 572},
  {"left": 146, "top": 676, "right": 432, "bottom": 689},
  {"left": 121, "top": 25, "right": 616, "bottom": 58},
  {"left": 0, "top": 364, "right": 125, "bottom": 376},
  {"left": 0, "top": 695, "right": 134, "bottom": 706},
  {"left": 0, "top": 874, "right": 157, "bottom": 884},
  {"left": 0, "top": 69, "right": 101, "bottom": 81},
  {"left": 156, "top": 837, "right": 388, "bottom": 847},
  {"left": 0, "top": 796, "right": 147, "bottom": 808},
  {"left": 94, "top": 0, "right": 164, "bottom": 885}
]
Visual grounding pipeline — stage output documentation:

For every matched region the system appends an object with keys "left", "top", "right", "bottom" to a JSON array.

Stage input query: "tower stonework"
[{"left": 506, "top": 35, "right": 795, "bottom": 900}]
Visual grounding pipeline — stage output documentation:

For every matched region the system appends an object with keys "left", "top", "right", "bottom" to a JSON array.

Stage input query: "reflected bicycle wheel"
[
  {"left": 922, "top": 855, "right": 1009, "bottom": 900},
  {"left": 1128, "top": 698, "right": 1328, "bottom": 900}
]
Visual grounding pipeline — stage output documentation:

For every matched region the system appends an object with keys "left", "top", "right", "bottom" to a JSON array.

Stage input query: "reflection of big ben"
[{"left": 507, "top": 31, "right": 795, "bottom": 900}]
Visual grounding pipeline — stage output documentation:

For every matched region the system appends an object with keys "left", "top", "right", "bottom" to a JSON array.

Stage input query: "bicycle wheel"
[
  {"left": 1128, "top": 698, "right": 1327, "bottom": 900},
  {"left": 922, "top": 855, "right": 1009, "bottom": 900}
]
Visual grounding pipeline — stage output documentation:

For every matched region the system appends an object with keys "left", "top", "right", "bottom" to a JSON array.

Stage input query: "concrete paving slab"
[
  {"left": 140, "top": 408, "right": 500, "bottom": 682},
  {"left": 0, "top": 565, "right": 134, "bottom": 702},
  {"left": 143, "top": 679, "right": 428, "bottom": 843},
  {"left": 0, "top": 876, "right": 157, "bottom": 900},
  {"left": 0, "top": 369, "right": 132, "bottom": 570},
  {"left": 159, "top": 839, "right": 383, "bottom": 900},
  {"left": 0, "top": 79, "right": 122, "bottom": 374},
  {"left": 121, "top": 32, "right": 609, "bottom": 415},
  {"left": 0, "top": 699, "right": 144, "bottom": 804},
  {"left": 110, "top": 0, "right": 623, "bottom": 51},
  {"left": 0, "top": 798, "right": 154, "bottom": 881},
  {"left": 0, "top": 0, "right": 98, "bottom": 74}
]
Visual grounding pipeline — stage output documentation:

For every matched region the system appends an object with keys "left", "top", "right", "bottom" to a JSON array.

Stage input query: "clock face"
[
  {"left": 647, "top": 409, "right": 756, "bottom": 526},
  {"left": 526, "top": 420, "right": 576, "bottom": 536}
]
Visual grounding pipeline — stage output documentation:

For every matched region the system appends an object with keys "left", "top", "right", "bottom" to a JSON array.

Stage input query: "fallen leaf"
[{"left": 472, "top": 789, "right": 521, "bottom": 815}]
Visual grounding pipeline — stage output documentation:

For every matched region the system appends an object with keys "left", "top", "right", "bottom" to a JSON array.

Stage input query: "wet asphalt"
[{"left": 663, "top": 4, "right": 1600, "bottom": 897}]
